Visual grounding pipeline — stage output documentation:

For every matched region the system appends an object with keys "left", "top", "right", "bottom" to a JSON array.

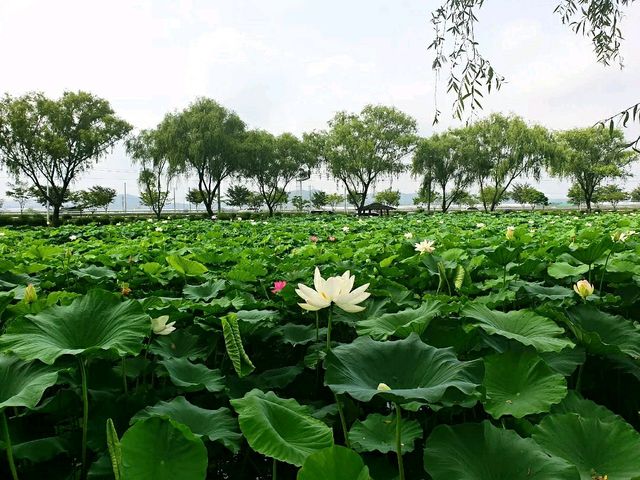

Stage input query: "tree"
[
  {"left": 186, "top": 188, "right": 204, "bottom": 210},
  {"left": 225, "top": 185, "right": 252, "bottom": 210},
  {"left": 6, "top": 179, "right": 31, "bottom": 214},
  {"left": 510, "top": 183, "right": 549, "bottom": 210},
  {"left": 462, "top": 114, "right": 554, "bottom": 212},
  {"left": 429, "top": 0, "right": 640, "bottom": 152},
  {"left": 164, "top": 98, "right": 246, "bottom": 216},
  {"left": 374, "top": 189, "right": 401, "bottom": 207},
  {"left": 326, "top": 193, "right": 345, "bottom": 211},
  {"left": 552, "top": 127, "right": 636, "bottom": 212},
  {"left": 79, "top": 186, "right": 116, "bottom": 212},
  {"left": 241, "top": 131, "right": 307, "bottom": 216},
  {"left": 291, "top": 195, "right": 310, "bottom": 212},
  {"left": 0, "top": 91, "right": 131, "bottom": 225},
  {"left": 631, "top": 186, "right": 640, "bottom": 203},
  {"left": 247, "top": 192, "right": 265, "bottom": 211},
  {"left": 567, "top": 183, "right": 584, "bottom": 208},
  {"left": 593, "top": 184, "right": 628, "bottom": 210},
  {"left": 310, "top": 191, "right": 328, "bottom": 210},
  {"left": 127, "top": 128, "right": 175, "bottom": 219},
  {"left": 412, "top": 131, "right": 473, "bottom": 213},
  {"left": 312, "top": 105, "right": 417, "bottom": 214},
  {"left": 413, "top": 185, "right": 440, "bottom": 209}
]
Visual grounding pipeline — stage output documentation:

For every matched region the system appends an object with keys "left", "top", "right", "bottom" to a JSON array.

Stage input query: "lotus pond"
[{"left": 1, "top": 212, "right": 640, "bottom": 480}]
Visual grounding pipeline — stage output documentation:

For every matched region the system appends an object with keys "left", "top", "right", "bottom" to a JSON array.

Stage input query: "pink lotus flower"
[
  {"left": 272, "top": 280, "right": 287, "bottom": 293},
  {"left": 328, "top": 236, "right": 336, "bottom": 242},
  {"left": 310, "top": 235, "right": 319, "bottom": 243}
]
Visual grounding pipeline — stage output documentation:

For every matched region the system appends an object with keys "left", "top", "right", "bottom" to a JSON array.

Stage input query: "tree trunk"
[
  {"left": 204, "top": 199, "right": 214, "bottom": 217},
  {"left": 267, "top": 203, "right": 274, "bottom": 217},
  {"left": 51, "top": 203, "right": 61, "bottom": 226},
  {"left": 441, "top": 186, "right": 447, "bottom": 213}
]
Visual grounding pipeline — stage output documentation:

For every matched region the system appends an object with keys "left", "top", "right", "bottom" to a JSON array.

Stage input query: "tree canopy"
[{"left": 0, "top": 91, "right": 131, "bottom": 224}]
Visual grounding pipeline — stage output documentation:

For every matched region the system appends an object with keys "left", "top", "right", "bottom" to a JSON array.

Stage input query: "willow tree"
[
  {"left": 164, "top": 98, "right": 246, "bottom": 216},
  {"left": 463, "top": 113, "right": 555, "bottom": 212},
  {"left": 552, "top": 127, "right": 636, "bottom": 211},
  {"left": 312, "top": 105, "right": 417, "bottom": 214},
  {"left": 0, "top": 91, "right": 131, "bottom": 225}
]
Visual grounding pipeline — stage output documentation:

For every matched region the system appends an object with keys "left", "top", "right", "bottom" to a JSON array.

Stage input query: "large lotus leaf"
[
  {"left": 0, "top": 289, "right": 150, "bottom": 364},
  {"left": 515, "top": 282, "right": 574, "bottom": 300},
  {"left": 182, "top": 279, "right": 225, "bottom": 301},
  {"left": 486, "top": 244, "right": 519, "bottom": 266},
  {"left": 5, "top": 436, "right": 68, "bottom": 462},
  {"left": 150, "top": 329, "right": 211, "bottom": 360},
  {"left": 482, "top": 350, "right": 567, "bottom": 419},
  {"left": 160, "top": 357, "right": 225, "bottom": 392},
  {"left": 230, "top": 389, "right": 333, "bottom": 466},
  {"left": 462, "top": 304, "right": 574, "bottom": 352},
  {"left": 564, "top": 304, "right": 640, "bottom": 359},
  {"left": 297, "top": 445, "right": 370, "bottom": 480},
  {"left": 533, "top": 412, "right": 640, "bottom": 480},
  {"left": 0, "top": 355, "right": 59, "bottom": 410},
  {"left": 569, "top": 239, "right": 612, "bottom": 265},
  {"left": 72, "top": 265, "right": 117, "bottom": 281},
  {"left": 131, "top": 396, "right": 241, "bottom": 453},
  {"left": 540, "top": 347, "right": 586, "bottom": 376},
  {"left": 166, "top": 255, "right": 208, "bottom": 276},
  {"left": 324, "top": 333, "right": 483, "bottom": 405},
  {"left": 551, "top": 391, "right": 619, "bottom": 422},
  {"left": 547, "top": 262, "right": 589, "bottom": 279},
  {"left": 348, "top": 413, "right": 422, "bottom": 454},
  {"left": 424, "top": 421, "right": 579, "bottom": 479},
  {"left": 272, "top": 324, "right": 327, "bottom": 346},
  {"left": 356, "top": 300, "right": 443, "bottom": 340},
  {"left": 120, "top": 417, "right": 207, "bottom": 480}
]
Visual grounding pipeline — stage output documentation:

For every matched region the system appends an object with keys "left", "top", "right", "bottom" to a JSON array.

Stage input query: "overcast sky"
[{"left": 0, "top": 0, "right": 638, "bottom": 204}]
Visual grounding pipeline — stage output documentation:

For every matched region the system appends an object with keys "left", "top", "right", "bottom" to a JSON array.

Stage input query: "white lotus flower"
[
  {"left": 414, "top": 240, "right": 435, "bottom": 254},
  {"left": 404, "top": 232, "right": 413, "bottom": 239},
  {"left": 476, "top": 223, "right": 485, "bottom": 229},
  {"left": 295, "top": 267, "right": 370, "bottom": 313},
  {"left": 0, "top": 232, "right": 5, "bottom": 237},
  {"left": 505, "top": 226, "right": 515, "bottom": 240},
  {"left": 69, "top": 235, "right": 78, "bottom": 241},
  {"left": 155, "top": 227, "right": 163, "bottom": 232},
  {"left": 573, "top": 279, "right": 594, "bottom": 300},
  {"left": 151, "top": 315, "right": 176, "bottom": 335},
  {"left": 612, "top": 230, "right": 636, "bottom": 243},
  {"left": 342, "top": 226, "right": 350, "bottom": 233}
]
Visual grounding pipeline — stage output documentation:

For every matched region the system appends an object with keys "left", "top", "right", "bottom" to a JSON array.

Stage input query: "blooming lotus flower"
[
  {"left": 151, "top": 315, "right": 176, "bottom": 335},
  {"left": 69, "top": 235, "right": 78, "bottom": 241},
  {"left": 476, "top": 223, "right": 485, "bottom": 229},
  {"left": 295, "top": 267, "right": 370, "bottom": 313},
  {"left": 342, "top": 226, "right": 350, "bottom": 233},
  {"left": 155, "top": 227, "right": 163, "bottom": 232},
  {"left": 404, "top": 232, "right": 413, "bottom": 239},
  {"left": 211, "top": 215, "right": 217, "bottom": 220},
  {"left": 310, "top": 235, "right": 319, "bottom": 243},
  {"left": 414, "top": 240, "right": 435, "bottom": 255},
  {"left": 612, "top": 230, "right": 636, "bottom": 243},
  {"left": 585, "top": 222, "right": 593, "bottom": 227},
  {"left": 505, "top": 226, "right": 515, "bottom": 240},
  {"left": 573, "top": 279, "right": 594, "bottom": 300},
  {"left": 24, "top": 284, "right": 37, "bottom": 304},
  {"left": 0, "top": 231, "right": 5, "bottom": 237},
  {"left": 377, "top": 383, "right": 391, "bottom": 392},
  {"left": 272, "top": 280, "right": 287, "bottom": 293},
  {"left": 328, "top": 235, "right": 336, "bottom": 242},
  {"left": 161, "top": 220, "right": 168, "bottom": 224}
]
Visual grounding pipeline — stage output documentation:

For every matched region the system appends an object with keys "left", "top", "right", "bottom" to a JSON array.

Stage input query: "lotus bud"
[
  {"left": 24, "top": 284, "right": 37, "bottom": 304},
  {"left": 505, "top": 226, "right": 515, "bottom": 240},
  {"left": 573, "top": 279, "right": 594, "bottom": 300},
  {"left": 377, "top": 383, "right": 391, "bottom": 392},
  {"left": 120, "top": 282, "right": 132, "bottom": 296}
]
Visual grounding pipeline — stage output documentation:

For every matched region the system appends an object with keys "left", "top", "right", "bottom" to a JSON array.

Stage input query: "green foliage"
[
  {"left": 292, "top": 195, "right": 310, "bottom": 212},
  {"left": 325, "top": 193, "right": 345, "bottom": 210},
  {"left": 0, "top": 91, "right": 131, "bottom": 224},
  {"left": 310, "top": 191, "right": 328, "bottom": 209},
  {"left": 553, "top": 127, "right": 636, "bottom": 211},
  {"left": 5, "top": 179, "right": 31, "bottom": 214},
  {"left": 311, "top": 105, "right": 417, "bottom": 212},
  {"left": 225, "top": 184, "right": 252, "bottom": 209},
  {"left": 593, "top": 184, "right": 628, "bottom": 210},
  {"left": 510, "top": 183, "right": 549, "bottom": 209},
  {"left": 78, "top": 185, "right": 117, "bottom": 212},
  {"left": 185, "top": 188, "right": 205, "bottom": 209},
  {"left": 374, "top": 189, "right": 401, "bottom": 207}
]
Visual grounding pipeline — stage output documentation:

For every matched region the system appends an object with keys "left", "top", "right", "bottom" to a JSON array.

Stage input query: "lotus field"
[{"left": 1, "top": 212, "right": 640, "bottom": 480}]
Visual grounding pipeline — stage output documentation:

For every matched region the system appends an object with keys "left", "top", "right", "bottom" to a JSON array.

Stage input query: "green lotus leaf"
[
  {"left": 548, "top": 262, "right": 589, "bottom": 279},
  {"left": 182, "top": 279, "right": 225, "bottom": 301},
  {"left": 551, "top": 391, "right": 619, "bottom": 422},
  {"left": 6, "top": 436, "right": 68, "bottom": 463},
  {"left": 569, "top": 238, "right": 612, "bottom": 265},
  {"left": 297, "top": 445, "right": 370, "bottom": 480},
  {"left": 0, "top": 355, "right": 59, "bottom": 410},
  {"left": 533, "top": 412, "right": 640, "bottom": 480},
  {"left": 72, "top": 265, "right": 117, "bottom": 281},
  {"left": 356, "top": 300, "right": 443, "bottom": 340},
  {"left": 424, "top": 421, "right": 579, "bottom": 479},
  {"left": 0, "top": 289, "right": 150, "bottom": 364},
  {"left": 150, "top": 329, "right": 211, "bottom": 360},
  {"left": 348, "top": 413, "right": 422, "bottom": 454},
  {"left": 131, "top": 396, "right": 241, "bottom": 453},
  {"left": 160, "top": 357, "right": 224, "bottom": 392},
  {"left": 324, "top": 334, "right": 483, "bottom": 405},
  {"left": 516, "top": 282, "right": 574, "bottom": 300},
  {"left": 462, "top": 303, "right": 574, "bottom": 352},
  {"left": 540, "top": 347, "right": 586, "bottom": 375},
  {"left": 166, "top": 255, "right": 208, "bottom": 276},
  {"left": 273, "top": 324, "right": 327, "bottom": 346},
  {"left": 565, "top": 304, "right": 640, "bottom": 359},
  {"left": 120, "top": 417, "right": 208, "bottom": 480},
  {"left": 230, "top": 389, "right": 333, "bottom": 466},
  {"left": 482, "top": 350, "right": 567, "bottom": 418}
]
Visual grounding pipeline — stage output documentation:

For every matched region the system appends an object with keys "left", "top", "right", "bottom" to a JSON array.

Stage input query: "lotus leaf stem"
[
  {"left": 79, "top": 358, "right": 89, "bottom": 480},
  {"left": 1, "top": 410, "right": 19, "bottom": 480},
  {"left": 334, "top": 393, "right": 351, "bottom": 448},
  {"left": 394, "top": 402, "right": 405, "bottom": 480}
]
